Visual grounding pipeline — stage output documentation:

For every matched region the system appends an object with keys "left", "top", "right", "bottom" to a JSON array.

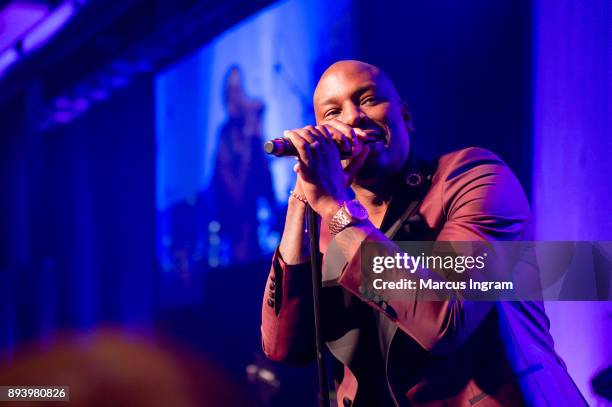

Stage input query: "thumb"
[{"left": 343, "top": 145, "right": 370, "bottom": 186}]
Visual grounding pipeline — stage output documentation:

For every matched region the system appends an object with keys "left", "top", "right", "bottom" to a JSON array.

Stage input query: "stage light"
[
  {"left": 0, "top": 1, "right": 49, "bottom": 51},
  {"left": 0, "top": 47, "right": 18, "bottom": 77},
  {"left": 72, "top": 97, "right": 89, "bottom": 112},
  {"left": 208, "top": 221, "right": 221, "bottom": 233},
  {"left": 21, "top": 1, "right": 76, "bottom": 53},
  {"left": 52, "top": 111, "right": 73, "bottom": 123}
]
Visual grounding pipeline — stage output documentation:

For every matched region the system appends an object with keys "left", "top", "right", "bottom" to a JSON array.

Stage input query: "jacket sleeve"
[
  {"left": 327, "top": 147, "right": 533, "bottom": 354},
  {"left": 261, "top": 248, "right": 316, "bottom": 364}
]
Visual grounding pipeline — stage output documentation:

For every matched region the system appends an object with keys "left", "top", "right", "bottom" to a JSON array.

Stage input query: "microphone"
[{"left": 264, "top": 135, "right": 381, "bottom": 159}]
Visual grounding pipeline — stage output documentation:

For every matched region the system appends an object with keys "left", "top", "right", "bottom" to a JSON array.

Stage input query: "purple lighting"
[
  {"left": 21, "top": 1, "right": 75, "bottom": 53},
  {"left": 0, "top": 1, "right": 49, "bottom": 52},
  {"left": 533, "top": 0, "right": 612, "bottom": 404},
  {"left": 52, "top": 111, "right": 73, "bottom": 123},
  {"left": 72, "top": 97, "right": 89, "bottom": 112},
  {"left": 0, "top": 47, "right": 18, "bottom": 76}
]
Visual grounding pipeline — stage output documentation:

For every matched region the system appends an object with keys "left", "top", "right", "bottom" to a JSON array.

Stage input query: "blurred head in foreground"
[{"left": 0, "top": 327, "right": 252, "bottom": 407}]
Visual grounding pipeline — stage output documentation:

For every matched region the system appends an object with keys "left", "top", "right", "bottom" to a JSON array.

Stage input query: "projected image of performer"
[
  {"left": 212, "top": 65, "right": 276, "bottom": 263},
  {"left": 260, "top": 60, "right": 587, "bottom": 406}
]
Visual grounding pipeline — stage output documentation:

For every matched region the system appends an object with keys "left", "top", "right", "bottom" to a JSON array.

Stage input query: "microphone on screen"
[{"left": 264, "top": 135, "right": 381, "bottom": 159}]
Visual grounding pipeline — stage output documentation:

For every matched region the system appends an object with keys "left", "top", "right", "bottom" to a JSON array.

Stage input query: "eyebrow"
[{"left": 316, "top": 82, "right": 379, "bottom": 107}]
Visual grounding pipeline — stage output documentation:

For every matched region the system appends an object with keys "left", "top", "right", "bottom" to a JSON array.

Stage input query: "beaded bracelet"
[{"left": 289, "top": 190, "right": 308, "bottom": 204}]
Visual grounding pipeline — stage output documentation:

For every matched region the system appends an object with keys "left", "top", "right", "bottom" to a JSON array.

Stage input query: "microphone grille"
[{"left": 263, "top": 140, "right": 276, "bottom": 154}]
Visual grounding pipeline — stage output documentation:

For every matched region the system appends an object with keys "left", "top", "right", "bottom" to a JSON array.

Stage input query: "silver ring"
[{"left": 309, "top": 140, "right": 320, "bottom": 149}]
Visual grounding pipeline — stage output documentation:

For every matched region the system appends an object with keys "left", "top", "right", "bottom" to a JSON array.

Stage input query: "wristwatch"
[{"left": 328, "top": 200, "right": 369, "bottom": 236}]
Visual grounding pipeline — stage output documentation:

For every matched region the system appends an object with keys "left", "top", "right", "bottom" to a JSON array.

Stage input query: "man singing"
[{"left": 261, "top": 60, "right": 585, "bottom": 406}]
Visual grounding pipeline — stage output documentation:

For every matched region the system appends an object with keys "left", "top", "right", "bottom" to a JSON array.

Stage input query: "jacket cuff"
[
  {"left": 271, "top": 247, "right": 313, "bottom": 301},
  {"left": 322, "top": 222, "right": 377, "bottom": 286}
]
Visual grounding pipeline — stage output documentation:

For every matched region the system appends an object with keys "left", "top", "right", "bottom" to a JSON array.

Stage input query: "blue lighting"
[{"left": 155, "top": 0, "right": 353, "bottom": 292}]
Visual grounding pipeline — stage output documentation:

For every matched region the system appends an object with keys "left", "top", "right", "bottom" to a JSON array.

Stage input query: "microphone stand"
[{"left": 306, "top": 205, "right": 330, "bottom": 407}]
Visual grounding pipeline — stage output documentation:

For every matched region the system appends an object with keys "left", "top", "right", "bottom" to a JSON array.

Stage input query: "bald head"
[{"left": 314, "top": 60, "right": 401, "bottom": 110}]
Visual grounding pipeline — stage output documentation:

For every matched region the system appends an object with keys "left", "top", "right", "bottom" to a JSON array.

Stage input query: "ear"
[{"left": 401, "top": 100, "right": 414, "bottom": 132}]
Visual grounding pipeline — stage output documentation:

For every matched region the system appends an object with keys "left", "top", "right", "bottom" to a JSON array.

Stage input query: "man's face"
[{"left": 313, "top": 61, "right": 411, "bottom": 179}]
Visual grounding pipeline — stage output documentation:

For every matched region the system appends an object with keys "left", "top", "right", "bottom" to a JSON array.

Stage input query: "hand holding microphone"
[
  {"left": 264, "top": 121, "right": 374, "bottom": 221},
  {"left": 264, "top": 122, "right": 382, "bottom": 159},
  {"left": 264, "top": 135, "right": 355, "bottom": 158}
]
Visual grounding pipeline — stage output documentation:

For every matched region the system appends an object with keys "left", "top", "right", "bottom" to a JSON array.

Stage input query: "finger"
[
  {"left": 297, "top": 126, "right": 325, "bottom": 154},
  {"left": 284, "top": 130, "right": 312, "bottom": 164},
  {"left": 350, "top": 129, "right": 363, "bottom": 157},
  {"left": 305, "top": 125, "right": 334, "bottom": 157},
  {"left": 321, "top": 124, "right": 349, "bottom": 148},
  {"left": 302, "top": 125, "right": 339, "bottom": 160},
  {"left": 327, "top": 119, "right": 357, "bottom": 141},
  {"left": 343, "top": 145, "right": 370, "bottom": 185},
  {"left": 327, "top": 120, "right": 363, "bottom": 156},
  {"left": 312, "top": 124, "right": 334, "bottom": 147},
  {"left": 303, "top": 125, "right": 325, "bottom": 141},
  {"left": 325, "top": 123, "right": 361, "bottom": 158},
  {"left": 319, "top": 125, "right": 350, "bottom": 154},
  {"left": 320, "top": 124, "right": 342, "bottom": 147},
  {"left": 293, "top": 127, "right": 317, "bottom": 144}
]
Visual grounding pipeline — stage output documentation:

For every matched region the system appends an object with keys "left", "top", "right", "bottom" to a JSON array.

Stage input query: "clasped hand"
[{"left": 284, "top": 119, "right": 370, "bottom": 223}]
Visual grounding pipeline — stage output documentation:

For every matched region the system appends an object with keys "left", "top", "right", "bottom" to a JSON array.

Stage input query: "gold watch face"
[{"left": 345, "top": 200, "right": 368, "bottom": 221}]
